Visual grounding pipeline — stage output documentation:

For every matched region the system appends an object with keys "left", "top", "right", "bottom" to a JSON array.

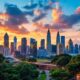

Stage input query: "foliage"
[
  {"left": 67, "top": 62, "right": 80, "bottom": 75},
  {"left": 0, "top": 55, "right": 39, "bottom": 80},
  {"left": 56, "top": 56, "right": 71, "bottom": 67},
  {"left": 39, "top": 71, "right": 46, "bottom": 80},
  {"left": 16, "top": 62, "right": 39, "bottom": 80},
  {"left": 51, "top": 54, "right": 72, "bottom": 67},
  {"left": 0, "top": 54, "right": 5, "bottom": 63},
  {"left": 50, "top": 69, "right": 73, "bottom": 80},
  {"left": 27, "top": 58, "right": 37, "bottom": 62},
  {"left": 70, "top": 55, "right": 80, "bottom": 64}
]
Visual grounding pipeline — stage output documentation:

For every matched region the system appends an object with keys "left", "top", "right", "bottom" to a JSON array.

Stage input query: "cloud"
[
  {"left": 24, "top": 10, "right": 34, "bottom": 16},
  {"left": 61, "top": 13, "right": 80, "bottom": 27},
  {"left": 0, "top": 3, "right": 29, "bottom": 34},
  {"left": 5, "top": 3, "right": 28, "bottom": 25},
  {"left": 32, "top": 13, "right": 46, "bottom": 22},
  {"left": 75, "top": 7, "right": 80, "bottom": 14},
  {"left": 24, "top": 3, "right": 37, "bottom": 10},
  {"left": 51, "top": 6, "right": 80, "bottom": 29}
]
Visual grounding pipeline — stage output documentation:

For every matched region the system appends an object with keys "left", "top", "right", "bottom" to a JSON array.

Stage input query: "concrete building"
[
  {"left": 30, "top": 38, "right": 37, "bottom": 58},
  {"left": 57, "top": 44, "right": 64, "bottom": 55},
  {"left": 46, "top": 29, "right": 52, "bottom": 53},
  {"left": 21, "top": 38, "right": 27, "bottom": 57}
]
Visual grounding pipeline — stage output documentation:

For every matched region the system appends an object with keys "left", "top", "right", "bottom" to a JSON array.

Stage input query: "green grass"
[
  {"left": 39, "top": 72, "right": 46, "bottom": 80},
  {"left": 37, "top": 59, "right": 50, "bottom": 63}
]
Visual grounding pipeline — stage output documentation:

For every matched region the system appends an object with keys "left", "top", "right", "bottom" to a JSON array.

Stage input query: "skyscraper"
[
  {"left": 21, "top": 38, "right": 27, "bottom": 56},
  {"left": 56, "top": 31, "right": 60, "bottom": 45},
  {"left": 61, "top": 36, "right": 65, "bottom": 53},
  {"left": 68, "top": 39, "right": 74, "bottom": 53},
  {"left": 30, "top": 38, "right": 37, "bottom": 58},
  {"left": 4, "top": 33, "right": 10, "bottom": 56},
  {"left": 61, "top": 36, "right": 65, "bottom": 48},
  {"left": 10, "top": 42, "right": 14, "bottom": 55},
  {"left": 40, "top": 39, "right": 45, "bottom": 49},
  {"left": 75, "top": 44, "right": 79, "bottom": 53},
  {"left": 51, "top": 45, "right": 57, "bottom": 53},
  {"left": 14, "top": 36, "right": 17, "bottom": 51},
  {"left": 57, "top": 44, "right": 64, "bottom": 55},
  {"left": 4, "top": 33, "right": 9, "bottom": 48},
  {"left": 47, "top": 29, "right": 52, "bottom": 53}
]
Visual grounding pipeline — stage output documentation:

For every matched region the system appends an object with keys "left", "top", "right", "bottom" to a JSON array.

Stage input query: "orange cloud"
[{"left": 52, "top": 7, "right": 63, "bottom": 23}]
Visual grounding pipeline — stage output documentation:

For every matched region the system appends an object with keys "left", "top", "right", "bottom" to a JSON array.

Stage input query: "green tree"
[
  {"left": 50, "top": 69, "right": 73, "bottom": 80},
  {"left": 51, "top": 54, "right": 72, "bottom": 67},
  {"left": 0, "top": 54, "right": 5, "bottom": 63},
  {"left": 16, "top": 62, "right": 39, "bottom": 80},
  {"left": 56, "top": 55, "right": 71, "bottom": 67},
  {"left": 67, "top": 62, "right": 80, "bottom": 75},
  {"left": 27, "top": 58, "right": 37, "bottom": 62}
]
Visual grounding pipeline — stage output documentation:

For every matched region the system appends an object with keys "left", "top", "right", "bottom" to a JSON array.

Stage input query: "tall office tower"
[
  {"left": 57, "top": 43, "right": 64, "bottom": 55},
  {"left": 75, "top": 44, "right": 79, "bottom": 53},
  {"left": 10, "top": 42, "right": 14, "bottom": 55},
  {"left": 68, "top": 39, "right": 74, "bottom": 53},
  {"left": 61, "top": 36, "right": 65, "bottom": 53},
  {"left": 79, "top": 45, "right": 80, "bottom": 53},
  {"left": 61, "top": 36, "right": 65, "bottom": 48},
  {"left": 40, "top": 39, "right": 45, "bottom": 49},
  {"left": 46, "top": 29, "right": 52, "bottom": 53},
  {"left": 56, "top": 31, "right": 60, "bottom": 45},
  {"left": 30, "top": 38, "right": 37, "bottom": 58},
  {"left": 4, "top": 33, "right": 9, "bottom": 48},
  {"left": 14, "top": 36, "right": 17, "bottom": 51},
  {"left": 51, "top": 45, "right": 57, "bottom": 53},
  {"left": 4, "top": 33, "right": 10, "bottom": 56},
  {"left": 21, "top": 38, "right": 27, "bottom": 56}
]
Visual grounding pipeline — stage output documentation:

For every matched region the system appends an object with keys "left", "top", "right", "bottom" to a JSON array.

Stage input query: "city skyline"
[
  {"left": 0, "top": 0, "right": 80, "bottom": 47},
  {"left": 2, "top": 30, "right": 80, "bottom": 48}
]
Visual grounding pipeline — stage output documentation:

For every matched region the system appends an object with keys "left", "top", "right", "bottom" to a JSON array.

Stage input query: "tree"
[
  {"left": 27, "top": 58, "right": 37, "bottom": 62},
  {"left": 56, "top": 56, "right": 71, "bottom": 67},
  {"left": 50, "top": 69, "right": 73, "bottom": 80},
  {"left": 0, "top": 54, "right": 5, "bottom": 63},
  {"left": 16, "top": 62, "right": 39, "bottom": 80},
  {"left": 51, "top": 54, "right": 72, "bottom": 67},
  {"left": 67, "top": 62, "right": 80, "bottom": 75}
]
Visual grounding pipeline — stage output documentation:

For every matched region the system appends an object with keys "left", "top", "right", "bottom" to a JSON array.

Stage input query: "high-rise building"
[
  {"left": 4, "top": 33, "right": 10, "bottom": 56},
  {"left": 30, "top": 38, "right": 37, "bottom": 58},
  {"left": 51, "top": 45, "right": 57, "bottom": 53},
  {"left": 40, "top": 39, "right": 45, "bottom": 49},
  {"left": 68, "top": 39, "right": 74, "bottom": 53},
  {"left": 75, "top": 44, "right": 79, "bottom": 53},
  {"left": 4, "top": 33, "right": 9, "bottom": 48},
  {"left": 10, "top": 42, "right": 14, "bottom": 55},
  {"left": 61, "top": 36, "right": 65, "bottom": 48},
  {"left": 57, "top": 44, "right": 64, "bottom": 55},
  {"left": 61, "top": 36, "right": 65, "bottom": 53},
  {"left": 21, "top": 38, "right": 27, "bottom": 56},
  {"left": 46, "top": 29, "right": 52, "bottom": 53},
  {"left": 56, "top": 31, "right": 60, "bottom": 45},
  {"left": 79, "top": 45, "right": 80, "bottom": 53},
  {"left": 14, "top": 36, "right": 17, "bottom": 51}
]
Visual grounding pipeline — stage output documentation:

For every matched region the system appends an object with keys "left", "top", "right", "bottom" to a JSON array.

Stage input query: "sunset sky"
[{"left": 0, "top": 0, "right": 80, "bottom": 47}]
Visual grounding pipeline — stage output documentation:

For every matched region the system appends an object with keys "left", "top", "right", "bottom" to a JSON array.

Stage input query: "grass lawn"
[{"left": 37, "top": 59, "right": 50, "bottom": 63}]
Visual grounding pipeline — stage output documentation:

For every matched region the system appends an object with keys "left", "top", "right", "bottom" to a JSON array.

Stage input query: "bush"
[
  {"left": 51, "top": 54, "right": 72, "bottom": 67},
  {"left": 67, "top": 62, "right": 80, "bottom": 75},
  {"left": 27, "top": 58, "right": 37, "bottom": 62},
  {"left": 50, "top": 69, "right": 73, "bottom": 80}
]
